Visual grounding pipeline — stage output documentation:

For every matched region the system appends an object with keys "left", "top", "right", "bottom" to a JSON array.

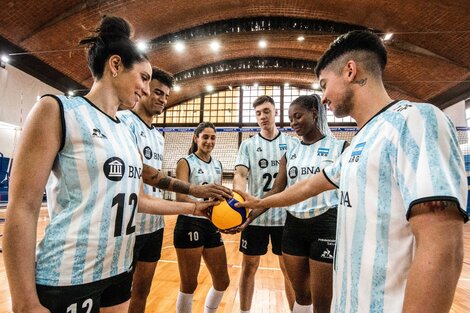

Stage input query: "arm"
[
  {"left": 3, "top": 97, "right": 61, "bottom": 313},
  {"left": 175, "top": 158, "right": 198, "bottom": 204},
  {"left": 233, "top": 165, "right": 248, "bottom": 191},
  {"left": 142, "top": 163, "right": 231, "bottom": 200},
  {"left": 242, "top": 155, "right": 288, "bottom": 225},
  {"left": 403, "top": 201, "right": 464, "bottom": 313},
  {"left": 237, "top": 171, "right": 335, "bottom": 210}
]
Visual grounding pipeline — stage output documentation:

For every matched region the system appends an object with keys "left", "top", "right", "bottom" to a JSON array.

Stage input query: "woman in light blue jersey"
[
  {"left": 243, "top": 95, "right": 347, "bottom": 313},
  {"left": 3, "top": 16, "right": 214, "bottom": 313},
  {"left": 173, "top": 122, "right": 230, "bottom": 313}
]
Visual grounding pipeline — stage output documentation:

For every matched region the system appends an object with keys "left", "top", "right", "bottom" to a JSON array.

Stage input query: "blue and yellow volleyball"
[{"left": 211, "top": 191, "right": 248, "bottom": 230}]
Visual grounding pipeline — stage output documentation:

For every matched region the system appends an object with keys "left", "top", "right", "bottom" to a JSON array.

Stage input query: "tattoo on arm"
[
  {"left": 157, "top": 177, "right": 171, "bottom": 190},
  {"left": 170, "top": 179, "right": 191, "bottom": 194}
]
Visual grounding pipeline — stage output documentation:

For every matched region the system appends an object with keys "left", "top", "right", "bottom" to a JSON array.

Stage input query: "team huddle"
[{"left": 3, "top": 15, "right": 468, "bottom": 313}]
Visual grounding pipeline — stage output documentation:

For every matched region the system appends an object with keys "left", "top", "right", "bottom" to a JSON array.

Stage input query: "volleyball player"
[
  {"left": 173, "top": 122, "right": 230, "bottom": 313},
  {"left": 233, "top": 95, "right": 297, "bottom": 313},
  {"left": 237, "top": 30, "right": 468, "bottom": 313},
  {"left": 3, "top": 16, "right": 217, "bottom": 313},
  {"left": 246, "top": 94, "right": 347, "bottom": 313}
]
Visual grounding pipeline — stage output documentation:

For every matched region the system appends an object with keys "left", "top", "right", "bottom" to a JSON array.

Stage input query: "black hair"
[
  {"left": 252, "top": 95, "right": 275, "bottom": 109},
  {"left": 188, "top": 122, "right": 216, "bottom": 154},
  {"left": 79, "top": 16, "right": 148, "bottom": 79},
  {"left": 314, "top": 30, "right": 387, "bottom": 78},
  {"left": 290, "top": 94, "right": 332, "bottom": 137},
  {"left": 152, "top": 67, "right": 174, "bottom": 89}
]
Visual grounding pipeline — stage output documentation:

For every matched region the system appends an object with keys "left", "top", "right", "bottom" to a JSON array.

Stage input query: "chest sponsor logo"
[
  {"left": 317, "top": 147, "right": 330, "bottom": 157},
  {"left": 104, "top": 157, "right": 125, "bottom": 181},
  {"left": 349, "top": 142, "right": 365, "bottom": 163},
  {"left": 143, "top": 146, "right": 163, "bottom": 161},
  {"left": 259, "top": 158, "right": 268, "bottom": 169},
  {"left": 288, "top": 166, "right": 298, "bottom": 179}
]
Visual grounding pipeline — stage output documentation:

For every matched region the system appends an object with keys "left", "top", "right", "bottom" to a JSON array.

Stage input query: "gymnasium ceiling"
[{"left": 1, "top": 0, "right": 469, "bottom": 110}]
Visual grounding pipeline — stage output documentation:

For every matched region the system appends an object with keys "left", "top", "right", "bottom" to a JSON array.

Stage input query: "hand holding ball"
[{"left": 211, "top": 191, "right": 248, "bottom": 230}]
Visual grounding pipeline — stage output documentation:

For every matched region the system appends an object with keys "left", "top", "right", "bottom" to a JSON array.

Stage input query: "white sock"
[
  {"left": 176, "top": 291, "right": 194, "bottom": 313},
  {"left": 240, "top": 310, "right": 250, "bottom": 313},
  {"left": 292, "top": 301, "right": 313, "bottom": 313},
  {"left": 204, "top": 287, "right": 225, "bottom": 313}
]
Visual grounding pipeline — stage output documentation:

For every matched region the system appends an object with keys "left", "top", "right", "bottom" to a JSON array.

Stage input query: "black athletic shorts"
[
  {"left": 282, "top": 208, "right": 337, "bottom": 263},
  {"left": 239, "top": 225, "right": 284, "bottom": 256},
  {"left": 173, "top": 215, "right": 223, "bottom": 249},
  {"left": 36, "top": 270, "right": 132, "bottom": 312},
  {"left": 132, "top": 228, "right": 164, "bottom": 264}
]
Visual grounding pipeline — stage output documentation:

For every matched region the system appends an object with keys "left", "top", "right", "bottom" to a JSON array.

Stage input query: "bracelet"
[{"left": 192, "top": 203, "right": 197, "bottom": 215}]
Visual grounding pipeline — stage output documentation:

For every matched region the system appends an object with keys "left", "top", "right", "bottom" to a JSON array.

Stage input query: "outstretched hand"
[
  {"left": 191, "top": 184, "right": 232, "bottom": 201},
  {"left": 193, "top": 200, "right": 219, "bottom": 218},
  {"left": 234, "top": 189, "right": 265, "bottom": 210}
]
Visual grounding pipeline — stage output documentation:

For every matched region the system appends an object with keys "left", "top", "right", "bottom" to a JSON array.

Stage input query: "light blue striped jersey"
[
  {"left": 181, "top": 153, "right": 223, "bottom": 219},
  {"left": 117, "top": 110, "right": 164, "bottom": 235},
  {"left": 37, "top": 95, "right": 143, "bottom": 286},
  {"left": 323, "top": 100, "right": 468, "bottom": 313},
  {"left": 286, "top": 136, "right": 346, "bottom": 219},
  {"left": 236, "top": 132, "right": 299, "bottom": 226}
]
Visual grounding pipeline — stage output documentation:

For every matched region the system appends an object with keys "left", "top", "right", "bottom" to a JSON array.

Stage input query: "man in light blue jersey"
[
  {"left": 119, "top": 68, "right": 232, "bottom": 313},
  {"left": 237, "top": 30, "right": 468, "bottom": 313},
  {"left": 233, "top": 95, "right": 296, "bottom": 313}
]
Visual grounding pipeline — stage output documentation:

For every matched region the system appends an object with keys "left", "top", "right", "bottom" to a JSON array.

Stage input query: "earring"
[{"left": 113, "top": 72, "right": 117, "bottom": 78}]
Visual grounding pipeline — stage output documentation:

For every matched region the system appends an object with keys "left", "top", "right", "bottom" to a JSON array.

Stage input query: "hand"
[
  {"left": 191, "top": 184, "right": 232, "bottom": 201},
  {"left": 193, "top": 200, "right": 218, "bottom": 218},
  {"left": 234, "top": 189, "right": 264, "bottom": 210},
  {"left": 219, "top": 214, "right": 254, "bottom": 234}
]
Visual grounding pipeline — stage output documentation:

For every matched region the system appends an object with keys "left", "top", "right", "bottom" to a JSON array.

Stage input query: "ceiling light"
[
  {"left": 383, "top": 33, "right": 393, "bottom": 41},
  {"left": 206, "top": 85, "right": 214, "bottom": 92},
  {"left": 68, "top": 90, "right": 75, "bottom": 96},
  {"left": 136, "top": 41, "right": 149, "bottom": 52},
  {"left": 312, "top": 82, "right": 320, "bottom": 89},
  {"left": 297, "top": 36, "right": 305, "bottom": 42},
  {"left": 284, "top": 82, "right": 290, "bottom": 87},
  {"left": 258, "top": 40, "right": 267, "bottom": 49},
  {"left": 210, "top": 40, "right": 221, "bottom": 52},
  {"left": 174, "top": 41, "right": 186, "bottom": 52},
  {"left": 1, "top": 55, "right": 10, "bottom": 63},
  {"left": 173, "top": 85, "right": 181, "bottom": 92},
  {"left": 253, "top": 83, "right": 259, "bottom": 88},
  {"left": 228, "top": 85, "right": 233, "bottom": 91}
]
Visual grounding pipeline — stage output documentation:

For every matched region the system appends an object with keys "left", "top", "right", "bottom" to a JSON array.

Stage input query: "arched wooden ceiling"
[{"left": 1, "top": 0, "right": 469, "bottom": 110}]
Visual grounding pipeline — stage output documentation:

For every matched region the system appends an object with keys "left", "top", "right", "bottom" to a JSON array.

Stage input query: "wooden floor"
[{"left": 0, "top": 207, "right": 469, "bottom": 313}]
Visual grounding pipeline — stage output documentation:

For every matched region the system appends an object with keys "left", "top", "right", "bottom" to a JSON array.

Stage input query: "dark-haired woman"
[
  {"left": 3, "top": 16, "right": 215, "bottom": 313},
  {"left": 173, "top": 122, "right": 230, "bottom": 313},
  {"left": 241, "top": 95, "right": 348, "bottom": 313}
]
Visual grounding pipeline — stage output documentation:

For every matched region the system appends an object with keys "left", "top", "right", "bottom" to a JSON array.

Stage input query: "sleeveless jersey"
[
  {"left": 37, "top": 95, "right": 143, "bottom": 286},
  {"left": 286, "top": 136, "right": 346, "bottom": 219},
  {"left": 235, "top": 132, "right": 299, "bottom": 226},
  {"left": 323, "top": 100, "right": 468, "bottom": 313},
  {"left": 181, "top": 153, "right": 223, "bottom": 219},
  {"left": 117, "top": 110, "right": 164, "bottom": 235}
]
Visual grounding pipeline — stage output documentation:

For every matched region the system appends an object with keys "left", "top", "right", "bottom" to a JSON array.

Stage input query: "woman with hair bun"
[{"left": 3, "top": 16, "right": 216, "bottom": 313}]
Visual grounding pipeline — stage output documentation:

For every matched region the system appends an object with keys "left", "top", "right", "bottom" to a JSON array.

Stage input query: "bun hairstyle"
[
  {"left": 79, "top": 16, "right": 148, "bottom": 79},
  {"left": 188, "top": 122, "right": 216, "bottom": 154},
  {"left": 290, "top": 94, "right": 333, "bottom": 137}
]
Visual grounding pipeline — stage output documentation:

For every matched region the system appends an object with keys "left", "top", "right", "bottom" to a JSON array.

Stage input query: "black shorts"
[
  {"left": 239, "top": 225, "right": 284, "bottom": 256},
  {"left": 36, "top": 270, "right": 132, "bottom": 312},
  {"left": 282, "top": 208, "right": 337, "bottom": 263},
  {"left": 133, "top": 228, "right": 164, "bottom": 264},
  {"left": 173, "top": 215, "right": 223, "bottom": 249}
]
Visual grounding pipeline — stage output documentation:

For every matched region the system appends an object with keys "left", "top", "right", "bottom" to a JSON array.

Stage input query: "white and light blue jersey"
[
  {"left": 37, "top": 95, "right": 143, "bottom": 286},
  {"left": 286, "top": 136, "right": 346, "bottom": 219},
  {"left": 182, "top": 153, "right": 223, "bottom": 219},
  {"left": 236, "top": 132, "right": 299, "bottom": 226},
  {"left": 323, "top": 100, "right": 468, "bottom": 313},
  {"left": 118, "top": 110, "right": 164, "bottom": 235}
]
